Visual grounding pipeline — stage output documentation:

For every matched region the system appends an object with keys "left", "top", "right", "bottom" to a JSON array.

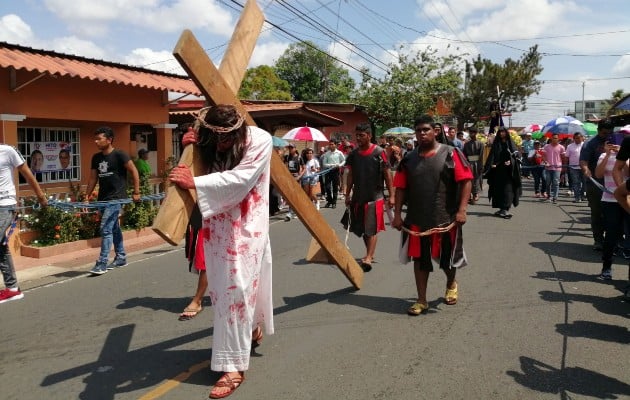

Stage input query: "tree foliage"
[
  {"left": 354, "top": 46, "right": 464, "bottom": 129},
  {"left": 238, "top": 65, "right": 292, "bottom": 101},
  {"left": 452, "top": 45, "right": 543, "bottom": 128},
  {"left": 605, "top": 88, "right": 630, "bottom": 117},
  {"left": 275, "top": 41, "right": 355, "bottom": 102}
]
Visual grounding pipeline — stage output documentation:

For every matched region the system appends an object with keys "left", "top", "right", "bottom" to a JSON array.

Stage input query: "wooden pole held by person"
[{"left": 151, "top": 144, "right": 204, "bottom": 246}]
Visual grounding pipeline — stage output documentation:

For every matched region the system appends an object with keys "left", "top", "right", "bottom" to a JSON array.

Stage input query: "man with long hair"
[{"left": 169, "top": 105, "right": 273, "bottom": 399}]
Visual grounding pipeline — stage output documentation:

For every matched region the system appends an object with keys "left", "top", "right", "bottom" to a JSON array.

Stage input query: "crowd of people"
[{"left": 4, "top": 105, "right": 629, "bottom": 399}]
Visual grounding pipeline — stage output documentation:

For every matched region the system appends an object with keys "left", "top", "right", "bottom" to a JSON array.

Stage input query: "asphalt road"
[{"left": 1, "top": 181, "right": 629, "bottom": 400}]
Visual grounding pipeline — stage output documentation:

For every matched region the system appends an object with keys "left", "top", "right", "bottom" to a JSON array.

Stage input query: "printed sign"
[{"left": 28, "top": 142, "right": 72, "bottom": 172}]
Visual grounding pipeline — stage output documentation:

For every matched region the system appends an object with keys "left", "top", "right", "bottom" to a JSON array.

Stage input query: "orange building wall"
[
  {"left": 321, "top": 110, "right": 369, "bottom": 144},
  {"left": 1, "top": 68, "right": 173, "bottom": 195},
  {"left": 1, "top": 69, "right": 168, "bottom": 123}
]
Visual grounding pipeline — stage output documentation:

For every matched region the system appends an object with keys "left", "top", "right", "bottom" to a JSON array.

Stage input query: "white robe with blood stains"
[{"left": 193, "top": 126, "right": 274, "bottom": 372}]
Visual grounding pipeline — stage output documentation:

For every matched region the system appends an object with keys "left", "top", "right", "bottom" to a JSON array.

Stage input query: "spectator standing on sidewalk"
[
  {"left": 85, "top": 126, "right": 141, "bottom": 275},
  {"left": 283, "top": 144, "right": 304, "bottom": 221},
  {"left": 321, "top": 140, "right": 345, "bottom": 209},
  {"left": 565, "top": 132, "right": 585, "bottom": 202},
  {"left": 528, "top": 141, "right": 547, "bottom": 198},
  {"left": 580, "top": 119, "right": 614, "bottom": 251},
  {"left": 520, "top": 132, "right": 534, "bottom": 179},
  {"left": 542, "top": 133, "right": 566, "bottom": 204},
  {"left": 0, "top": 144, "right": 48, "bottom": 303},
  {"left": 134, "top": 148, "right": 152, "bottom": 179}
]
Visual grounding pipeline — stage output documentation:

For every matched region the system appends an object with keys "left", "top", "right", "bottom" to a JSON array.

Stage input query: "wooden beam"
[
  {"left": 218, "top": 0, "right": 264, "bottom": 93},
  {"left": 172, "top": 29, "right": 363, "bottom": 289}
]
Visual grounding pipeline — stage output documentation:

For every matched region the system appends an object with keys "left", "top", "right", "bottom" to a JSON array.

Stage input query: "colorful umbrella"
[
  {"left": 384, "top": 126, "right": 414, "bottom": 135},
  {"left": 282, "top": 126, "right": 328, "bottom": 142},
  {"left": 521, "top": 124, "right": 542, "bottom": 134},
  {"left": 531, "top": 131, "right": 544, "bottom": 139},
  {"left": 271, "top": 136, "right": 288, "bottom": 147},
  {"left": 541, "top": 116, "right": 586, "bottom": 136},
  {"left": 583, "top": 122, "right": 597, "bottom": 136}
]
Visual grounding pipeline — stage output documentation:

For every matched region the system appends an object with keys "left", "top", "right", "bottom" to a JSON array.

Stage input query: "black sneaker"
[{"left": 597, "top": 269, "right": 612, "bottom": 280}]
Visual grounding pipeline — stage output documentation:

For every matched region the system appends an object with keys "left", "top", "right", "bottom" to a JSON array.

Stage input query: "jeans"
[
  {"left": 532, "top": 166, "right": 546, "bottom": 194},
  {"left": 545, "top": 169, "right": 561, "bottom": 199},
  {"left": 0, "top": 207, "right": 18, "bottom": 289},
  {"left": 568, "top": 168, "right": 584, "bottom": 201},
  {"left": 97, "top": 204, "right": 125, "bottom": 266}
]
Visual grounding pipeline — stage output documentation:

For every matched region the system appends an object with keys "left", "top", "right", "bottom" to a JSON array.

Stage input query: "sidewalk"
[
  {"left": 13, "top": 230, "right": 173, "bottom": 286},
  {"left": 13, "top": 208, "right": 295, "bottom": 288}
]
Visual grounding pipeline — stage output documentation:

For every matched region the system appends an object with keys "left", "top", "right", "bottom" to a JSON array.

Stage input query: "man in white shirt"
[
  {"left": 0, "top": 144, "right": 48, "bottom": 304},
  {"left": 565, "top": 132, "right": 585, "bottom": 202},
  {"left": 321, "top": 140, "right": 346, "bottom": 209}
]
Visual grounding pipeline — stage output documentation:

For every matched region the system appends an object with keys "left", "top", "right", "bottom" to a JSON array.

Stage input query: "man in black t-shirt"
[{"left": 85, "top": 126, "right": 140, "bottom": 275}]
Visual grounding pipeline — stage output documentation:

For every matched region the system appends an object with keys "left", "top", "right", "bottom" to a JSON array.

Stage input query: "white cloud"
[
  {"left": 49, "top": 36, "right": 106, "bottom": 59},
  {"left": 249, "top": 41, "right": 290, "bottom": 67},
  {"left": 124, "top": 48, "right": 186, "bottom": 75},
  {"left": 0, "top": 14, "right": 36, "bottom": 46},
  {"left": 612, "top": 55, "right": 630, "bottom": 76},
  {"left": 43, "top": 0, "right": 234, "bottom": 37},
  {"left": 419, "top": 0, "right": 501, "bottom": 21}
]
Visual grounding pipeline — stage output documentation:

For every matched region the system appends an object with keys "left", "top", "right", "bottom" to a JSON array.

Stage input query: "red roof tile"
[{"left": 0, "top": 42, "right": 201, "bottom": 95}]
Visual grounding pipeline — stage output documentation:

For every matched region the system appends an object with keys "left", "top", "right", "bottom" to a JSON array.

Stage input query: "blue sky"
[{"left": 1, "top": 0, "right": 629, "bottom": 126}]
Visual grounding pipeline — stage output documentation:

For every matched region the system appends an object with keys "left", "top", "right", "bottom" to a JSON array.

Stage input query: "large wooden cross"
[{"left": 153, "top": 0, "right": 363, "bottom": 289}]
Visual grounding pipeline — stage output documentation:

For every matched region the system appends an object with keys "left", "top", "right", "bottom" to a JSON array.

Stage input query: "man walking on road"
[
  {"left": 0, "top": 144, "right": 48, "bottom": 303},
  {"left": 169, "top": 104, "right": 274, "bottom": 399},
  {"left": 344, "top": 123, "right": 395, "bottom": 272},
  {"left": 463, "top": 127, "right": 484, "bottom": 204},
  {"left": 392, "top": 114, "right": 472, "bottom": 316},
  {"left": 85, "top": 126, "right": 140, "bottom": 275}
]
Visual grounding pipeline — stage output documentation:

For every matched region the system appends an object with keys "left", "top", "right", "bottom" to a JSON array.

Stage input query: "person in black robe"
[{"left": 484, "top": 127, "right": 522, "bottom": 219}]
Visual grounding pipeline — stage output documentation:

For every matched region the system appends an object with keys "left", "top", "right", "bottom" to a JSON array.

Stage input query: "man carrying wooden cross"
[{"left": 169, "top": 105, "right": 273, "bottom": 399}]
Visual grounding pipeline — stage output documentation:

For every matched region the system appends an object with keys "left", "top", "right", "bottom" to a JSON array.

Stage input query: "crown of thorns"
[{"left": 194, "top": 106, "right": 245, "bottom": 134}]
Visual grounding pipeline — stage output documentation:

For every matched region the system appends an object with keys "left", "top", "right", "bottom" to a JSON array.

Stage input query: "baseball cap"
[{"left": 138, "top": 148, "right": 148, "bottom": 156}]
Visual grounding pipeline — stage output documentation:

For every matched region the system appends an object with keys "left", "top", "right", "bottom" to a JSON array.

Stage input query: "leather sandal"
[
  {"left": 445, "top": 283, "right": 458, "bottom": 305},
  {"left": 209, "top": 372, "right": 245, "bottom": 399},
  {"left": 407, "top": 302, "right": 428, "bottom": 316}
]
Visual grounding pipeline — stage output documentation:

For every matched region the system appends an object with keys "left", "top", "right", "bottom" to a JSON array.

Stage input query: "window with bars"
[{"left": 17, "top": 127, "right": 81, "bottom": 185}]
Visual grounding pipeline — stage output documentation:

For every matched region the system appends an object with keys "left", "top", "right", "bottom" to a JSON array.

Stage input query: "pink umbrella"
[
  {"left": 282, "top": 126, "right": 328, "bottom": 142},
  {"left": 521, "top": 124, "right": 542, "bottom": 134}
]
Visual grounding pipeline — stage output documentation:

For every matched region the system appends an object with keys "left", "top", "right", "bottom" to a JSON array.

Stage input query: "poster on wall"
[{"left": 27, "top": 142, "right": 73, "bottom": 172}]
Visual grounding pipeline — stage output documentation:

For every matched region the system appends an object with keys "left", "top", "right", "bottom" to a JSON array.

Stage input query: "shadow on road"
[
  {"left": 41, "top": 324, "right": 214, "bottom": 399},
  {"left": 507, "top": 356, "right": 630, "bottom": 399},
  {"left": 116, "top": 296, "right": 210, "bottom": 314},
  {"left": 555, "top": 320, "right": 630, "bottom": 344},
  {"left": 529, "top": 241, "right": 600, "bottom": 263},
  {"left": 538, "top": 289, "right": 630, "bottom": 318}
]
